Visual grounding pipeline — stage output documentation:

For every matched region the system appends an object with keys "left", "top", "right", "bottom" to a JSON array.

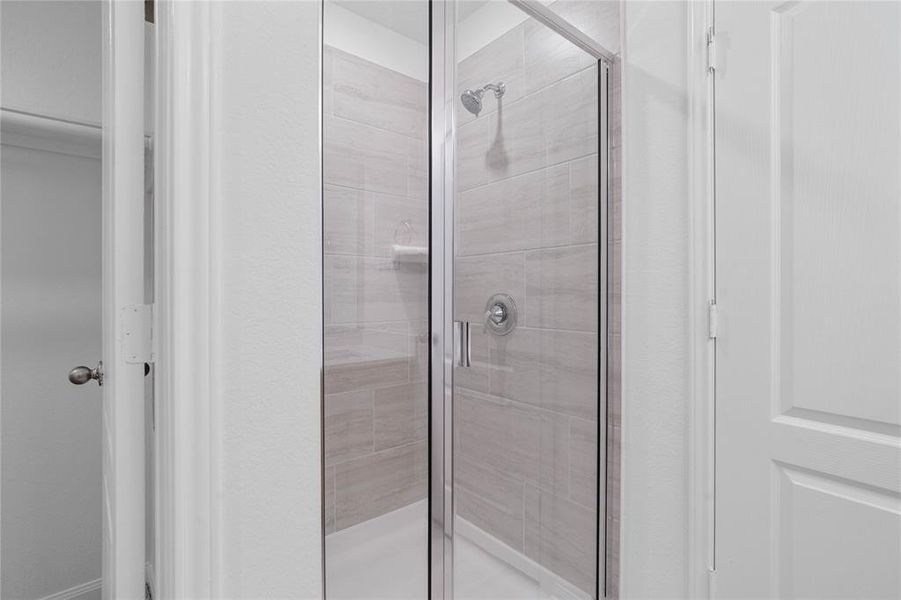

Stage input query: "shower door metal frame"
[
  {"left": 429, "top": 2, "right": 455, "bottom": 598},
  {"left": 507, "top": 0, "right": 616, "bottom": 62},
  {"left": 429, "top": 1, "right": 615, "bottom": 597}
]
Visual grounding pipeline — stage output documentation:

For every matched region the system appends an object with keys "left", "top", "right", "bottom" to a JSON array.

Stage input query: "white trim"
[
  {"left": 101, "top": 1, "right": 147, "bottom": 597},
  {"left": 687, "top": 1, "right": 716, "bottom": 598},
  {"left": 37, "top": 578, "right": 102, "bottom": 600},
  {"left": 0, "top": 108, "right": 101, "bottom": 159},
  {"left": 0, "top": 108, "right": 151, "bottom": 159},
  {"left": 507, "top": 0, "right": 615, "bottom": 63},
  {"left": 0, "top": 104, "right": 102, "bottom": 130},
  {"left": 153, "top": 1, "right": 218, "bottom": 597},
  {"left": 455, "top": 518, "right": 592, "bottom": 600}
]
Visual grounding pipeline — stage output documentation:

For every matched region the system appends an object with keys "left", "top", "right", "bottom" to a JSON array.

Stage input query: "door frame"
[
  {"left": 686, "top": 0, "right": 720, "bottom": 597},
  {"left": 429, "top": 3, "right": 453, "bottom": 598},
  {"left": 154, "top": 1, "right": 326, "bottom": 596},
  {"left": 152, "top": 0, "right": 220, "bottom": 597},
  {"left": 101, "top": 1, "right": 148, "bottom": 597}
]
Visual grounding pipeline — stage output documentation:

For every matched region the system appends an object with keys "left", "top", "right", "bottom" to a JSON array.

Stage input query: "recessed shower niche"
[{"left": 322, "top": 1, "right": 621, "bottom": 598}]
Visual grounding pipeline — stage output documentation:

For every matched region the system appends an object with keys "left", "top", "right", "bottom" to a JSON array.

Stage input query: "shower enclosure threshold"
[{"left": 325, "top": 500, "right": 588, "bottom": 600}]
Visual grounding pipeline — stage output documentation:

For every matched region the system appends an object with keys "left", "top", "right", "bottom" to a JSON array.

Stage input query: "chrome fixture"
[
  {"left": 507, "top": 0, "right": 615, "bottom": 62},
  {"left": 484, "top": 293, "right": 517, "bottom": 336},
  {"left": 454, "top": 321, "right": 472, "bottom": 368},
  {"left": 460, "top": 82, "right": 506, "bottom": 116},
  {"left": 454, "top": 294, "right": 518, "bottom": 367},
  {"left": 68, "top": 361, "right": 103, "bottom": 386}
]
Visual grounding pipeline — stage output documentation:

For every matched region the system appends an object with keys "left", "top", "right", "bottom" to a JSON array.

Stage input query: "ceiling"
[
  {"left": 331, "top": 0, "right": 501, "bottom": 44},
  {"left": 456, "top": 1, "right": 491, "bottom": 21},
  {"left": 331, "top": 1, "right": 430, "bottom": 44}
]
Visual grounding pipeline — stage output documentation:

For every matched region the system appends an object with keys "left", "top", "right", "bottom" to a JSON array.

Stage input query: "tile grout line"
[
  {"left": 324, "top": 99, "right": 430, "bottom": 144},
  {"left": 457, "top": 240, "right": 601, "bottom": 260}
]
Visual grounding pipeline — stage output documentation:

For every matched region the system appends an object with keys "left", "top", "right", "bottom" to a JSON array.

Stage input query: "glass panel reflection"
[
  {"left": 451, "top": 1, "right": 607, "bottom": 598},
  {"left": 322, "top": 1, "right": 430, "bottom": 598}
]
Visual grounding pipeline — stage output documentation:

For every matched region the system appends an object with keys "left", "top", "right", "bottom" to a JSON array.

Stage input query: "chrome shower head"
[
  {"left": 460, "top": 82, "right": 506, "bottom": 116},
  {"left": 461, "top": 89, "right": 484, "bottom": 116}
]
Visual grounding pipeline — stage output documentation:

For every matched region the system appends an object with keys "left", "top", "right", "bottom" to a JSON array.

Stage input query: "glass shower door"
[
  {"left": 447, "top": 2, "right": 610, "bottom": 598},
  {"left": 321, "top": 2, "right": 431, "bottom": 598},
  {"left": 319, "top": 2, "right": 616, "bottom": 598}
]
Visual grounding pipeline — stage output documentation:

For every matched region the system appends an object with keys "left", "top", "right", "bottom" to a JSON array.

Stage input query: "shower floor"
[{"left": 325, "top": 500, "right": 554, "bottom": 600}]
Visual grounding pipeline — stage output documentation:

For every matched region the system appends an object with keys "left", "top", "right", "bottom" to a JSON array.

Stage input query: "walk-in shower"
[
  {"left": 459, "top": 82, "right": 505, "bottom": 117},
  {"left": 322, "top": 0, "right": 620, "bottom": 598}
]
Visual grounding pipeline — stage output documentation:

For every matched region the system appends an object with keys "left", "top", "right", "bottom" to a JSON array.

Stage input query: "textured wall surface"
[
  {"left": 213, "top": 1, "right": 323, "bottom": 596},
  {"left": 620, "top": 2, "right": 693, "bottom": 598},
  {"left": 322, "top": 45, "right": 430, "bottom": 533}
]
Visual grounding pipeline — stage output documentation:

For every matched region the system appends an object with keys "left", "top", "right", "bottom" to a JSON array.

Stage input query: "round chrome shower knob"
[{"left": 484, "top": 293, "right": 517, "bottom": 336}]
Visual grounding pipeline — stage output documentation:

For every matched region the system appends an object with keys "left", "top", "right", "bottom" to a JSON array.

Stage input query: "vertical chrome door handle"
[{"left": 454, "top": 321, "right": 471, "bottom": 368}]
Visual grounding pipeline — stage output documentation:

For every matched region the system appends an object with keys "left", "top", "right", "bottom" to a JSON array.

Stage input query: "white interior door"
[
  {"left": 714, "top": 2, "right": 901, "bottom": 598},
  {"left": 101, "top": 1, "right": 146, "bottom": 598}
]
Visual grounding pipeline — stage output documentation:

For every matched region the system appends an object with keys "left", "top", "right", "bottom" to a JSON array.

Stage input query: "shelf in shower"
[{"left": 390, "top": 244, "right": 428, "bottom": 265}]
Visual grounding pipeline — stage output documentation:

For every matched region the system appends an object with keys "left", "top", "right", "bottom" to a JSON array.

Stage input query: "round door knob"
[{"left": 68, "top": 361, "right": 103, "bottom": 386}]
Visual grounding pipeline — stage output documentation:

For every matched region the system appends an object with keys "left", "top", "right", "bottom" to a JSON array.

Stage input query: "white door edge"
[
  {"left": 101, "top": 1, "right": 147, "bottom": 598},
  {"left": 687, "top": 1, "right": 718, "bottom": 598}
]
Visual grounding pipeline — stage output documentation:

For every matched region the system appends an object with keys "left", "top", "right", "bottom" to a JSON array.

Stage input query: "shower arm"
[{"left": 479, "top": 82, "right": 506, "bottom": 98}]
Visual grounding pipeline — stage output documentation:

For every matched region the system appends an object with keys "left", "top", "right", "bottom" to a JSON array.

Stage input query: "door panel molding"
[
  {"left": 774, "top": 462, "right": 901, "bottom": 598},
  {"left": 713, "top": 2, "right": 901, "bottom": 597}
]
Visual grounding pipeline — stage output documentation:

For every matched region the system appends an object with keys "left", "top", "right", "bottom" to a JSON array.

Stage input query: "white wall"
[
  {"left": 619, "top": 2, "right": 694, "bottom": 598},
  {"left": 1, "top": 3, "right": 104, "bottom": 599},
  {"left": 211, "top": 1, "right": 323, "bottom": 596},
  {"left": 1, "top": 142, "right": 103, "bottom": 600},
  {"left": 0, "top": 1, "right": 102, "bottom": 124}
]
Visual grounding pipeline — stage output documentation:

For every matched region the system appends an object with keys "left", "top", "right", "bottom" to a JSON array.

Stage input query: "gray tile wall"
[
  {"left": 323, "top": 46, "right": 429, "bottom": 533},
  {"left": 453, "top": 2, "right": 620, "bottom": 595}
]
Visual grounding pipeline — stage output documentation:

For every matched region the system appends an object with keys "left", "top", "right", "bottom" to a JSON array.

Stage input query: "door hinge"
[
  {"left": 122, "top": 304, "right": 154, "bottom": 364},
  {"left": 708, "top": 301, "right": 719, "bottom": 340},
  {"left": 706, "top": 28, "right": 717, "bottom": 73}
]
